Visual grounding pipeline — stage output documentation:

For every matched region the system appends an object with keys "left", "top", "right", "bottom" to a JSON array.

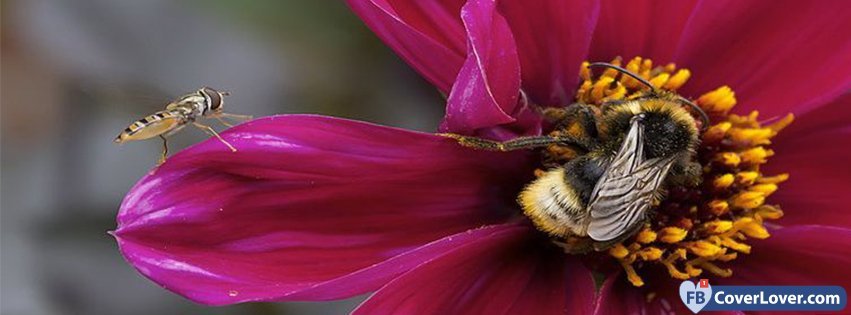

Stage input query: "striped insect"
[{"left": 114, "top": 87, "right": 252, "bottom": 164}]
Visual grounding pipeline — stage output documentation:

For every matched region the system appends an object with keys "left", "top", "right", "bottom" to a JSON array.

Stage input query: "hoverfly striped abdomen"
[{"left": 115, "top": 111, "right": 186, "bottom": 143}]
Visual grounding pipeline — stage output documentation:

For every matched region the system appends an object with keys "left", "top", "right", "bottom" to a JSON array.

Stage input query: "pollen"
[{"left": 565, "top": 56, "right": 792, "bottom": 287}]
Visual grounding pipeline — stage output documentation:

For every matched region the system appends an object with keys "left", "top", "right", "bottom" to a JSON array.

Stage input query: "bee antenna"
[
  {"left": 589, "top": 62, "right": 711, "bottom": 133},
  {"left": 588, "top": 62, "right": 655, "bottom": 91},
  {"left": 678, "top": 97, "right": 710, "bottom": 133}
]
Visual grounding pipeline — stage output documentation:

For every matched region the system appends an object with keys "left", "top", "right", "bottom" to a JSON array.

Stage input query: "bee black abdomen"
[{"left": 563, "top": 155, "right": 605, "bottom": 204}]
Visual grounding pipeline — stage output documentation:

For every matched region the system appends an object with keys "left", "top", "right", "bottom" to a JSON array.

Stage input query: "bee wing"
[{"left": 586, "top": 115, "right": 676, "bottom": 242}]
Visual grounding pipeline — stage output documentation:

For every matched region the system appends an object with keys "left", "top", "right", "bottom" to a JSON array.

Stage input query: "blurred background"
[{"left": 1, "top": 1, "right": 445, "bottom": 314}]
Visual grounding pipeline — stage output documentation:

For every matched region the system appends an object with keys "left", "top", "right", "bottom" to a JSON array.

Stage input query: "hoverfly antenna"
[
  {"left": 677, "top": 97, "right": 710, "bottom": 133},
  {"left": 588, "top": 62, "right": 655, "bottom": 91}
]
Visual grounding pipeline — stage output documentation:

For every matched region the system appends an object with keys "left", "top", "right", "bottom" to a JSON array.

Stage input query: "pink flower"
[{"left": 115, "top": 0, "right": 851, "bottom": 313}]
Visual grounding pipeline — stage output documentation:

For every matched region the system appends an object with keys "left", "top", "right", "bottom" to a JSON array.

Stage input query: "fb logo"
[{"left": 680, "top": 279, "right": 712, "bottom": 313}]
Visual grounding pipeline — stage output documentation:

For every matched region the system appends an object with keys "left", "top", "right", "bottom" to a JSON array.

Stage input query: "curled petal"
[
  {"left": 441, "top": 0, "right": 521, "bottom": 136},
  {"left": 115, "top": 115, "right": 530, "bottom": 305},
  {"left": 498, "top": 0, "right": 600, "bottom": 106},
  {"left": 675, "top": 0, "right": 851, "bottom": 118},
  {"left": 354, "top": 224, "right": 595, "bottom": 315},
  {"left": 346, "top": 0, "right": 466, "bottom": 92}
]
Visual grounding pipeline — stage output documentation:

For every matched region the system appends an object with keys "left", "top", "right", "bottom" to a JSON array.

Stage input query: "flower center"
[{"left": 539, "top": 56, "right": 793, "bottom": 287}]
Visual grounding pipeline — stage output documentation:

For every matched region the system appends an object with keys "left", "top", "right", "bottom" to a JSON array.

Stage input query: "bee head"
[{"left": 199, "top": 87, "right": 229, "bottom": 112}]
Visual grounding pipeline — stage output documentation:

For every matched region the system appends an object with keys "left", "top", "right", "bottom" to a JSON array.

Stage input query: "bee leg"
[
  {"left": 559, "top": 103, "right": 600, "bottom": 139},
  {"left": 192, "top": 122, "right": 237, "bottom": 152},
  {"left": 667, "top": 159, "right": 703, "bottom": 187},
  {"left": 438, "top": 133, "right": 591, "bottom": 152},
  {"left": 158, "top": 135, "right": 169, "bottom": 165}
]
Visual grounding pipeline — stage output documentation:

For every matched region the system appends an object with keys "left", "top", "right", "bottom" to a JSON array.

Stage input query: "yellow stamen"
[
  {"left": 579, "top": 61, "right": 591, "bottom": 80},
  {"left": 750, "top": 183, "right": 778, "bottom": 195},
  {"left": 731, "top": 191, "right": 765, "bottom": 209},
  {"left": 704, "top": 122, "right": 732, "bottom": 143},
  {"left": 609, "top": 243, "right": 630, "bottom": 259},
  {"left": 715, "top": 152, "right": 741, "bottom": 167},
  {"left": 662, "top": 249, "right": 691, "bottom": 279},
  {"left": 703, "top": 220, "right": 733, "bottom": 234},
  {"left": 733, "top": 218, "right": 770, "bottom": 239},
  {"left": 591, "top": 76, "right": 615, "bottom": 100},
  {"left": 684, "top": 263, "right": 704, "bottom": 277},
  {"left": 695, "top": 261, "right": 733, "bottom": 277},
  {"left": 638, "top": 247, "right": 664, "bottom": 261},
  {"left": 735, "top": 171, "right": 760, "bottom": 185},
  {"left": 697, "top": 86, "right": 737, "bottom": 113},
  {"left": 664, "top": 69, "right": 691, "bottom": 90},
  {"left": 767, "top": 114, "right": 795, "bottom": 133},
  {"left": 754, "top": 205, "right": 784, "bottom": 220},
  {"left": 659, "top": 227, "right": 688, "bottom": 243},
  {"left": 636, "top": 228, "right": 657, "bottom": 244},
  {"left": 685, "top": 241, "right": 724, "bottom": 257},
  {"left": 713, "top": 174, "right": 735, "bottom": 189},
  {"left": 719, "top": 236, "right": 751, "bottom": 254},
  {"left": 649, "top": 73, "right": 670, "bottom": 89},
  {"left": 729, "top": 128, "right": 774, "bottom": 145},
  {"left": 622, "top": 262, "right": 645, "bottom": 287},
  {"left": 757, "top": 173, "right": 789, "bottom": 184},
  {"left": 707, "top": 200, "right": 730, "bottom": 216},
  {"left": 741, "top": 147, "right": 773, "bottom": 164}
]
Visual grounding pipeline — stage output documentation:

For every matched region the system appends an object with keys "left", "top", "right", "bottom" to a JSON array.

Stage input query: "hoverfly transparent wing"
[{"left": 586, "top": 115, "right": 676, "bottom": 242}]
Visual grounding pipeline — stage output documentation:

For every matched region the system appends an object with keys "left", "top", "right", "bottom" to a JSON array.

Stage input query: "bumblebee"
[
  {"left": 114, "top": 87, "right": 252, "bottom": 164},
  {"left": 442, "top": 63, "right": 709, "bottom": 251}
]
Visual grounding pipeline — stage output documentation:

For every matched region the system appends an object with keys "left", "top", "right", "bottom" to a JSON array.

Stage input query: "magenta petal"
[
  {"left": 589, "top": 0, "right": 698, "bottom": 63},
  {"left": 346, "top": 0, "right": 466, "bottom": 92},
  {"left": 498, "top": 0, "right": 600, "bottom": 106},
  {"left": 595, "top": 273, "right": 744, "bottom": 315},
  {"left": 441, "top": 0, "right": 521, "bottom": 135},
  {"left": 675, "top": 0, "right": 851, "bottom": 118},
  {"left": 114, "top": 115, "right": 531, "bottom": 305},
  {"left": 719, "top": 226, "right": 851, "bottom": 287},
  {"left": 354, "top": 225, "right": 596, "bottom": 315},
  {"left": 716, "top": 226, "right": 851, "bottom": 315},
  {"left": 763, "top": 96, "right": 851, "bottom": 228}
]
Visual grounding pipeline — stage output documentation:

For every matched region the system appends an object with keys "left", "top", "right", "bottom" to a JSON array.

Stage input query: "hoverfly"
[{"left": 114, "top": 87, "right": 251, "bottom": 164}]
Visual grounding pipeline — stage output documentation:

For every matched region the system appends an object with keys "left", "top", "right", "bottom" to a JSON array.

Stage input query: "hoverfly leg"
[
  {"left": 214, "top": 116, "right": 234, "bottom": 127},
  {"left": 212, "top": 112, "right": 253, "bottom": 127},
  {"left": 192, "top": 122, "right": 237, "bottom": 152},
  {"left": 218, "top": 113, "right": 253, "bottom": 121},
  {"left": 158, "top": 135, "right": 169, "bottom": 165}
]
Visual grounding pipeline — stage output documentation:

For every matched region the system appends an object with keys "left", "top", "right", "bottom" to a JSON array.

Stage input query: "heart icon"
[{"left": 679, "top": 280, "right": 712, "bottom": 313}]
